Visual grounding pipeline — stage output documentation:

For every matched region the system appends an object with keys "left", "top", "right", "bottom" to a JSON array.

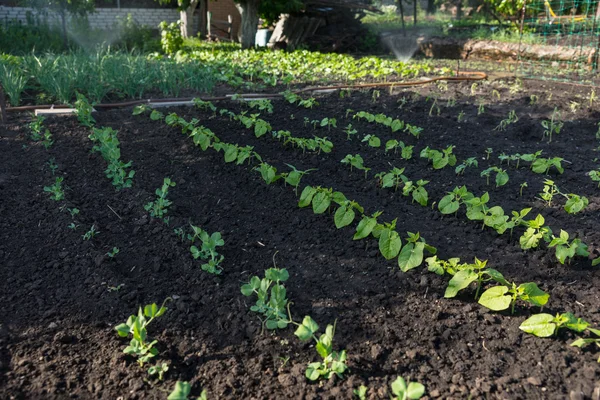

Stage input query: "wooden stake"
[{"left": 0, "top": 82, "right": 7, "bottom": 124}]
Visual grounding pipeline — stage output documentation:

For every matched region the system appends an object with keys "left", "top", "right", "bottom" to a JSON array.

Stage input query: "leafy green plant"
[
  {"left": 480, "top": 166, "right": 509, "bottom": 187},
  {"left": 82, "top": 224, "right": 100, "bottom": 240},
  {"left": 148, "top": 363, "right": 169, "bottom": 380},
  {"left": 241, "top": 267, "right": 290, "bottom": 332},
  {"left": 334, "top": 199, "right": 364, "bottom": 229},
  {"left": 88, "top": 127, "right": 135, "bottom": 190},
  {"left": 74, "top": 93, "right": 96, "bottom": 128},
  {"left": 397, "top": 232, "right": 437, "bottom": 272},
  {"left": 343, "top": 124, "right": 358, "bottom": 140},
  {"left": 385, "top": 140, "right": 413, "bottom": 159},
  {"left": 44, "top": 177, "right": 65, "bottom": 201},
  {"left": 439, "top": 186, "right": 473, "bottom": 215},
  {"left": 390, "top": 376, "right": 425, "bottom": 400},
  {"left": 420, "top": 146, "right": 456, "bottom": 169},
  {"left": 144, "top": 178, "right": 176, "bottom": 220},
  {"left": 283, "top": 164, "right": 317, "bottom": 193},
  {"left": 190, "top": 126, "right": 220, "bottom": 151},
  {"left": 213, "top": 142, "right": 258, "bottom": 164},
  {"left": 539, "top": 179, "right": 559, "bottom": 206},
  {"left": 571, "top": 328, "right": 600, "bottom": 362},
  {"left": 455, "top": 157, "right": 478, "bottom": 175},
  {"left": 115, "top": 300, "right": 169, "bottom": 366},
  {"left": 589, "top": 169, "right": 600, "bottom": 187},
  {"left": 150, "top": 110, "right": 164, "bottom": 121},
  {"left": 293, "top": 316, "right": 348, "bottom": 381},
  {"left": 247, "top": 99, "right": 273, "bottom": 114},
  {"left": 354, "top": 385, "right": 368, "bottom": 400},
  {"left": 541, "top": 107, "right": 563, "bottom": 143},
  {"left": 255, "top": 162, "right": 283, "bottom": 185},
  {"left": 494, "top": 109, "right": 518, "bottom": 131},
  {"left": 402, "top": 180, "right": 429, "bottom": 206},
  {"left": 519, "top": 214, "right": 551, "bottom": 250},
  {"left": 521, "top": 312, "right": 589, "bottom": 338},
  {"left": 107, "top": 247, "right": 120, "bottom": 258},
  {"left": 188, "top": 225, "right": 225, "bottom": 275},
  {"left": 361, "top": 134, "right": 381, "bottom": 148},
  {"left": 46, "top": 158, "right": 58, "bottom": 175},
  {"left": 353, "top": 111, "right": 422, "bottom": 138},
  {"left": 159, "top": 21, "right": 183, "bottom": 55},
  {"left": 548, "top": 230, "right": 589, "bottom": 265},
  {"left": 320, "top": 117, "right": 337, "bottom": 131},
  {"left": 167, "top": 381, "right": 207, "bottom": 400},
  {"left": 478, "top": 281, "right": 549, "bottom": 313},
  {"left": 341, "top": 154, "right": 371, "bottom": 178},
  {"left": 531, "top": 157, "right": 564, "bottom": 175},
  {"left": 540, "top": 180, "right": 588, "bottom": 214},
  {"left": 353, "top": 211, "right": 383, "bottom": 240},
  {"left": 457, "top": 110, "right": 466, "bottom": 123},
  {"left": 520, "top": 182, "right": 528, "bottom": 197}
]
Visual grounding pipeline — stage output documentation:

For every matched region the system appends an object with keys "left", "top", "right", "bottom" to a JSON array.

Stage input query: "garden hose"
[{"left": 4, "top": 71, "right": 488, "bottom": 113}]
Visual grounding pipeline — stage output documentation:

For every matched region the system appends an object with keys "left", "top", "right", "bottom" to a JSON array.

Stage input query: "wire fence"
[{"left": 516, "top": 0, "right": 600, "bottom": 82}]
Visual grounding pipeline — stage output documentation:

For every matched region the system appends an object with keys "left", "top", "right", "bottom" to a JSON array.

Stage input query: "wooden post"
[
  {"left": 228, "top": 14, "right": 233, "bottom": 39},
  {"left": 0, "top": 82, "right": 7, "bottom": 124},
  {"left": 594, "top": 0, "right": 600, "bottom": 70},
  {"left": 207, "top": 11, "right": 212, "bottom": 38}
]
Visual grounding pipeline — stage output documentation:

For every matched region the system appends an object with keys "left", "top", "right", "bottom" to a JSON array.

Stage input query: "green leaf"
[
  {"left": 312, "top": 191, "right": 331, "bottom": 214},
  {"left": 439, "top": 194, "right": 459, "bottom": 214},
  {"left": 519, "top": 313, "right": 556, "bottom": 337},
  {"left": 478, "top": 286, "right": 512, "bottom": 311},
  {"left": 115, "top": 323, "right": 131, "bottom": 337},
  {"left": 334, "top": 205, "right": 355, "bottom": 229},
  {"left": 167, "top": 381, "right": 191, "bottom": 400},
  {"left": 240, "top": 284, "right": 254, "bottom": 296},
  {"left": 407, "top": 382, "right": 426, "bottom": 399},
  {"left": 518, "top": 282, "right": 549, "bottom": 307},
  {"left": 294, "top": 316, "right": 319, "bottom": 341},
  {"left": 379, "top": 229, "right": 402, "bottom": 260},
  {"left": 391, "top": 377, "right": 407, "bottom": 396},
  {"left": 305, "top": 362, "right": 322, "bottom": 381},
  {"left": 353, "top": 216, "right": 377, "bottom": 240},
  {"left": 298, "top": 186, "right": 316, "bottom": 208},
  {"left": 398, "top": 242, "right": 425, "bottom": 272},
  {"left": 444, "top": 269, "right": 478, "bottom": 298}
]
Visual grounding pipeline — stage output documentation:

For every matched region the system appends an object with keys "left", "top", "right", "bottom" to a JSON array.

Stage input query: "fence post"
[
  {"left": 0, "top": 82, "right": 7, "bottom": 125},
  {"left": 517, "top": 0, "right": 528, "bottom": 75}
]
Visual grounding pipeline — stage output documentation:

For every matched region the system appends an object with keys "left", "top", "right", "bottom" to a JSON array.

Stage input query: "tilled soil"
[{"left": 1, "top": 79, "right": 600, "bottom": 400}]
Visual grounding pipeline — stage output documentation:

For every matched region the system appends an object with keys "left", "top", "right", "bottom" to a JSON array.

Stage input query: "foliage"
[
  {"left": 88, "top": 126, "right": 135, "bottom": 190},
  {"left": 294, "top": 316, "right": 348, "bottom": 381},
  {"left": 420, "top": 146, "right": 457, "bottom": 169},
  {"left": 115, "top": 301, "right": 169, "bottom": 366},
  {"left": 144, "top": 178, "right": 176, "bottom": 220},
  {"left": 188, "top": 225, "right": 225, "bottom": 274},
  {"left": 520, "top": 312, "right": 589, "bottom": 337},
  {"left": 241, "top": 268, "right": 290, "bottom": 331},
  {"left": 390, "top": 376, "right": 425, "bottom": 400},
  {"left": 159, "top": 21, "right": 183, "bottom": 56},
  {"left": 44, "top": 177, "right": 65, "bottom": 201},
  {"left": 480, "top": 166, "right": 509, "bottom": 187}
]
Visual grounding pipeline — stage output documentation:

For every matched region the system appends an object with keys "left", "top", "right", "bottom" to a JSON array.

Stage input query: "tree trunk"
[
  {"left": 180, "top": 0, "right": 199, "bottom": 38},
  {"left": 413, "top": 0, "right": 417, "bottom": 26},
  {"left": 199, "top": 0, "right": 208, "bottom": 39},
  {"left": 235, "top": 0, "right": 260, "bottom": 49},
  {"left": 395, "top": 0, "right": 406, "bottom": 35},
  {"left": 427, "top": 0, "right": 436, "bottom": 14}
]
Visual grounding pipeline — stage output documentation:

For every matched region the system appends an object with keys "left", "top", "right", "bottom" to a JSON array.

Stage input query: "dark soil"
[{"left": 1, "top": 77, "right": 600, "bottom": 400}]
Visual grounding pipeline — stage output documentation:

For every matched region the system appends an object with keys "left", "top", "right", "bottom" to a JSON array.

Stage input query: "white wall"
[{"left": 0, "top": 6, "right": 182, "bottom": 31}]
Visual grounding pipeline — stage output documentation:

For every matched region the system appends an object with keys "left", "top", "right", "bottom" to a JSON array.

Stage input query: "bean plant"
[
  {"left": 420, "top": 146, "right": 456, "bottom": 169},
  {"left": 390, "top": 376, "right": 425, "bottom": 400}
]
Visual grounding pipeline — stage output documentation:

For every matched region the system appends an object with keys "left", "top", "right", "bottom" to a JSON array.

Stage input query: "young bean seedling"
[
  {"left": 541, "top": 107, "right": 563, "bottom": 143},
  {"left": 82, "top": 224, "right": 100, "bottom": 240},
  {"left": 520, "top": 312, "right": 589, "bottom": 338}
]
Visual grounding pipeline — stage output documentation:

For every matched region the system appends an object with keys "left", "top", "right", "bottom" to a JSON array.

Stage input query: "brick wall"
[{"left": 0, "top": 5, "right": 181, "bottom": 31}]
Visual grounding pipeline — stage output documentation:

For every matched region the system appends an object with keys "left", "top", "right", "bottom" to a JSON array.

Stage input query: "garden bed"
[{"left": 1, "top": 78, "right": 600, "bottom": 399}]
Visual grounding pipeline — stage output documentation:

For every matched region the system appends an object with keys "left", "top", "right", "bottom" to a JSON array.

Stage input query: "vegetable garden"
[{"left": 1, "top": 50, "right": 600, "bottom": 399}]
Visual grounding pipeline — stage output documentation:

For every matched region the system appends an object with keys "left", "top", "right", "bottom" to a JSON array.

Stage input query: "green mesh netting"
[{"left": 516, "top": 0, "right": 600, "bottom": 82}]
